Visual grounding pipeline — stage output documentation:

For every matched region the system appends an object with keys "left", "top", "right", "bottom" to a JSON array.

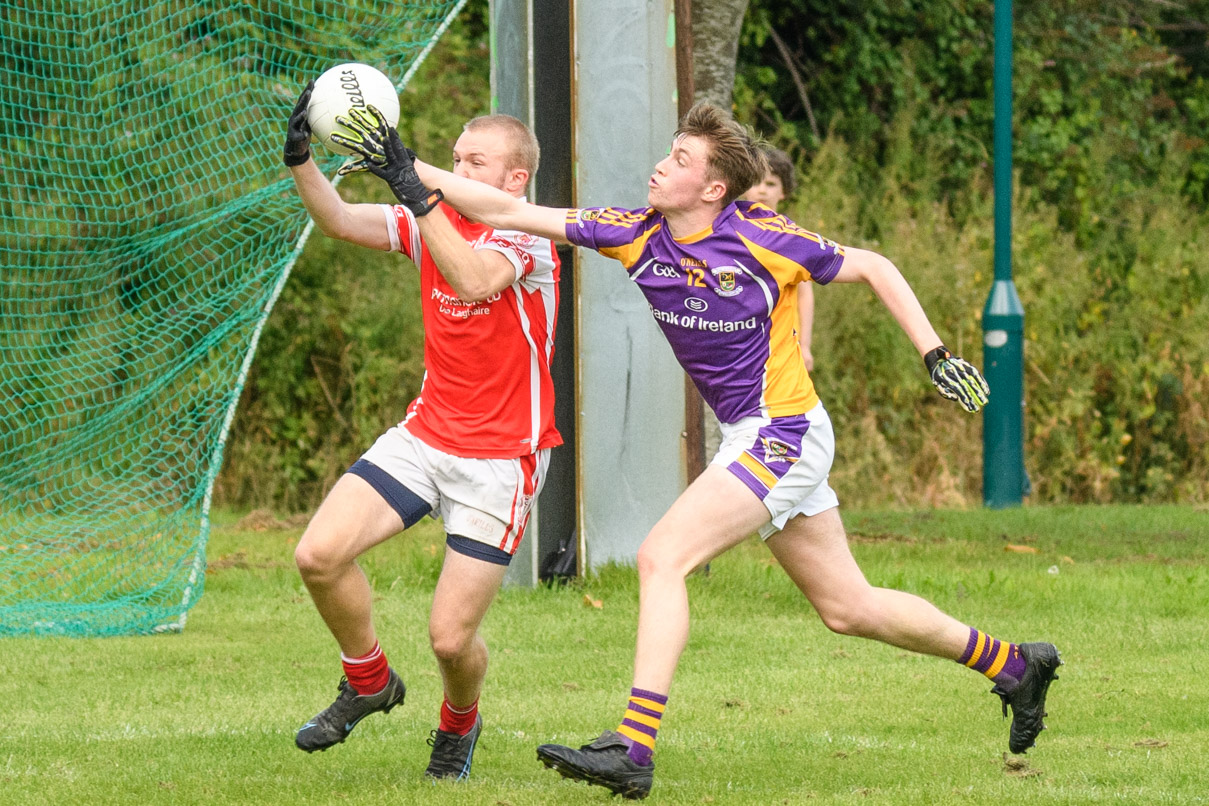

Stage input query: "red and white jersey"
[{"left": 382, "top": 201, "right": 562, "bottom": 459}]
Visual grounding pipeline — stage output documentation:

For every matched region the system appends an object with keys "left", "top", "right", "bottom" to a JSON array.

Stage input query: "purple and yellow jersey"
[{"left": 565, "top": 201, "right": 844, "bottom": 424}]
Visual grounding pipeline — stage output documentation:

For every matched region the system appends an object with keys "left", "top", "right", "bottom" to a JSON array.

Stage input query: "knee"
[
  {"left": 635, "top": 536, "right": 687, "bottom": 582},
  {"left": 816, "top": 594, "right": 878, "bottom": 638},
  {"left": 294, "top": 530, "right": 347, "bottom": 584},
  {"left": 429, "top": 624, "right": 475, "bottom": 665}
]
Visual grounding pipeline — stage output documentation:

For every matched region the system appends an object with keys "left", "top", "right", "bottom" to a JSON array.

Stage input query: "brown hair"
[
  {"left": 463, "top": 114, "right": 540, "bottom": 176},
  {"left": 674, "top": 103, "right": 767, "bottom": 206},
  {"left": 760, "top": 145, "right": 796, "bottom": 198}
]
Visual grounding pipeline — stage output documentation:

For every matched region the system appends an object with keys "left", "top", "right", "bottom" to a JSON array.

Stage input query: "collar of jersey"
[
  {"left": 672, "top": 223, "right": 713, "bottom": 244},
  {"left": 671, "top": 202, "right": 738, "bottom": 245}
]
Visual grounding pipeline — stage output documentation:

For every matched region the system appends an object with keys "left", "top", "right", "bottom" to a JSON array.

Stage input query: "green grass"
[{"left": 2, "top": 505, "right": 1207, "bottom": 804}]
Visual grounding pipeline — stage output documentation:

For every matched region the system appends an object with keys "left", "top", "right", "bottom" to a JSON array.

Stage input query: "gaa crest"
[
  {"left": 761, "top": 437, "right": 798, "bottom": 464},
  {"left": 574, "top": 208, "right": 600, "bottom": 227},
  {"left": 712, "top": 266, "right": 742, "bottom": 297}
]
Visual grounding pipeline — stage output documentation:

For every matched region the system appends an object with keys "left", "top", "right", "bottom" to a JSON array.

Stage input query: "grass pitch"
[{"left": 1, "top": 505, "right": 1206, "bottom": 804}]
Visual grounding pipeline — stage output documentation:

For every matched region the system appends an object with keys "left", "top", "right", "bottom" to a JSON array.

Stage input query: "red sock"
[
  {"left": 439, "top": 697, "right": 479, "bottom": 735},
  {"left": 341, "top": 641, "right": 390, "bottom": 695}
]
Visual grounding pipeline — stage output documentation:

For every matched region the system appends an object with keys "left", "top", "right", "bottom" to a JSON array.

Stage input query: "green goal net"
[{"left": 0, "top": 0, "right": 465, "bottom": 636}]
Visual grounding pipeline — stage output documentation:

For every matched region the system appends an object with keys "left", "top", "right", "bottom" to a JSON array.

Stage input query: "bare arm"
[
  {"left": 797, "top": 281, "right": 815, "bottom": 371},
  {"left": 415, "top": 159, "right": 572, "bottom": 244},
  {"left": 831, "top": 247, "right": 989, "bottom": 411},
  {"left": 829, "top": 247, "right": 943, "bottom": 356},
  {"left": 416, "top": 212, "right": 519, "bottom": 302},
  {"left": 290, "top": 160, "right": 392, "bottom": 251}
]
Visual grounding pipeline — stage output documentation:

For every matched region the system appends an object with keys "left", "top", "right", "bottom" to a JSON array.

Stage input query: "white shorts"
[
  {"left": 711, "top": 402, "right": 840, "bottom": 539},
  {"left": 354, "top": 424, "right": 550, "bottom": 557}
]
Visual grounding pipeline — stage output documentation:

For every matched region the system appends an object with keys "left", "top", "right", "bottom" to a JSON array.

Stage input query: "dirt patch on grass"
[
  {"left": 849, "top": 531, "right": 947, "bottom": 545},
  {"left": 233, "top": 508, "right": 310, "bottom": 532},
  {"left": 205, "top": 548, "right": 287, "bottom": 574},
  {"left": 1002, "top": 754, "right": 1042, "bottom": 778}
]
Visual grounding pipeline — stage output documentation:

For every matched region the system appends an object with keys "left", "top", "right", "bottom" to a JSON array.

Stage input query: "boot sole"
[{"left": 537, "top": 749, "right": 650, "bottom": 800}]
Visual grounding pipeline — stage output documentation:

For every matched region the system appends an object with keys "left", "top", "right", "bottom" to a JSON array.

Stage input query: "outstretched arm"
[
  {"left": 283, "top": 82, "right": 391, "bottom": 250},
  {"left": 289, "top": 160, "right": 393, "bottom": 250},
  {"left": 414, "top": 160, "right": 571, "bottom": 245},
  {"left": 321, "top": 106, "right": 523, "bottom": 300},
  {"left": 330, "top": 105, "right": 571, "bottom": 244},
  {"left": 832, "top": 247, "right": 989, "bottom": 411}
]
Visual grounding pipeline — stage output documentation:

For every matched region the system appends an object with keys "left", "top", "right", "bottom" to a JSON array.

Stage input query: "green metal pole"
[{"left": 982, "top": 0, "right": 1027, "bottom": 507}]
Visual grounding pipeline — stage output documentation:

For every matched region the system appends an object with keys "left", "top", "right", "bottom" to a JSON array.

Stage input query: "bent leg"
[
  {"left": 768, "top": 508, "right": 1063, "bottom": 754},
  {"left": 766, "top": 507, "right": 970, "bottom": 659},
  {"left": 294, "top": 473, "right": 408, "bottom": 657},
  {"left": 429, "top": 546, "right": 508, "bottom": 708}
]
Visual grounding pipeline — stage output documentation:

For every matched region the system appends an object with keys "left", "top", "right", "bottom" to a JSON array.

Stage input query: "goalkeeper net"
[{"left": 0, "top": 0, "right": 466, "bottom": 636}]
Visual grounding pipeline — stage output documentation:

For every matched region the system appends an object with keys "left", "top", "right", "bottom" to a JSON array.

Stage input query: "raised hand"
[
  {"left": 331, "top": 106, "right": 443, "bottom": 217},
  {"left": 924, "top": 345, "right": 990, "bottom": 412},
  {"left": 283, "top": 80, "right": 315, "bottom": 167}
]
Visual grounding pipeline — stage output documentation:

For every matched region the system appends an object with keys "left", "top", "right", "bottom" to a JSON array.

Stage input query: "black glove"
[
  {"left": 283, "top": 80, "right": 314, "bottom": 167},
  {"left": 924, "top": 345, "right": 990, "bottom": 413},
  {"left": 330, "top": 106, "right": 443, "bottom": 217}
]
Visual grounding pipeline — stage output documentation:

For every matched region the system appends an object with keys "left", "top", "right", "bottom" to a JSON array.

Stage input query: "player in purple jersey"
[{"left": 333, "top": 103, "right": 1061, "bottom": 801}]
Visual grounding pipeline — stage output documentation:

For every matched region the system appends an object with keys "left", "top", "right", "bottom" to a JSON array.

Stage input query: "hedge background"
[{"left": 215, "top": 1, "right": 1209, "bottom": 510}]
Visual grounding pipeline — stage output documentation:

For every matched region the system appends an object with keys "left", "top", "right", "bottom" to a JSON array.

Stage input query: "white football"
[{"left": 306, "top": 62, "right": 400, "bottom": 156}]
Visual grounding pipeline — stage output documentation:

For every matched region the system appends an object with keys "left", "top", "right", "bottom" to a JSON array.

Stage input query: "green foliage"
[
  {"left": 215, "top": 1, "right": 1208, "bottom": 510},
  {"left": 783, "top": 102, "right": 1209, "bottom": 507},
  {"left": 736, "top": 1, "right": 1209, "bottom": 506},
  {"left": 737, "top": 0, "right": 1209, "bottom": 222}
]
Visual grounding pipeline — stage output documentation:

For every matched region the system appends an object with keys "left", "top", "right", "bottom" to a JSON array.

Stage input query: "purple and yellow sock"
[
  {"left": 616, "top": 687, "right": 667, "bottom": 767},
  {"left": 958, "top": 628, "right": 1027, "bottom": 689}
]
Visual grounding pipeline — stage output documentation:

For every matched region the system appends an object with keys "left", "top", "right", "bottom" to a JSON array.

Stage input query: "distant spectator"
[{"left": 742, "top": 145, "right": 813, "bottom": 371}]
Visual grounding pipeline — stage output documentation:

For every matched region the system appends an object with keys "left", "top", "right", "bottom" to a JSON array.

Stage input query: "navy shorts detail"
[
  {"left": 347, "top": 458, "right": 432, "bottom": 529},
  {"left": 446, "top": 534, "right": 513, "bottom": 566}
]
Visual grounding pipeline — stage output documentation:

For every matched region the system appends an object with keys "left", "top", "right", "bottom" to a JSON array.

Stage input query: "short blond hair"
[
  {"left": 463, "top": 114, "right": 540, "bottom": 176},
  {"left": 674, "top": 103, "right": 766, "bottom": 206}
]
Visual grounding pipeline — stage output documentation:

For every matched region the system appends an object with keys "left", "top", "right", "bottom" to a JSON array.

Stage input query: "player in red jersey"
[{"left": 282, "top": 81, "right": 561, "bottom": 781}]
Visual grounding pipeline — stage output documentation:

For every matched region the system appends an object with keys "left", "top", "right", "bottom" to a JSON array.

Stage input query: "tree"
[{"left": 689, "top": 0, "right": 750, "bottom": 108}]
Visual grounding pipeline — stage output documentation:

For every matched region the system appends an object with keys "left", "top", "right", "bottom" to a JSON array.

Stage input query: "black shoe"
[
  {"left": 992, "top": 642, "right": 1062, "bottom": 753},
  {"left": 537, "top": 731, "right": 654, "bottom": 800},
  {"left": 295, "top": 669, "right": 406, "bottom": 752},
  {"left": 425, "top": 714, "right": 483, "bottom": 780}
]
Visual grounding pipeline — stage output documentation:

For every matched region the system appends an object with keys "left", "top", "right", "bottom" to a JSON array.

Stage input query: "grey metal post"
[
  {"left": 572, "top": 0, "right": 684, "bottom": 570},
  {"left": 490, "top": 0, "right": 576, "bottom": 585}
]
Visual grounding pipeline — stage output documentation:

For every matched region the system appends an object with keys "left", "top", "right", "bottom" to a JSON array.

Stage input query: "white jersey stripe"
[
  {"left": 510, "top": 285, "right": 543, "bottom": 452},
  {"left": 382, "top": 205, "right": 400, "bottom": 252}
]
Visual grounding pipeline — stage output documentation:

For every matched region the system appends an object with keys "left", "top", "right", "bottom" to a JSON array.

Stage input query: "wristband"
[{"left": 923, "top": 345, "right": 952, "bottom": 375}]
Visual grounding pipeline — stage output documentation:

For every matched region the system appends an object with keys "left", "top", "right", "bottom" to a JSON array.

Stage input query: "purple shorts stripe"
[
  {"left": 728, "top": 460, "right": 770, "bottom": 500},
  {"left": 621, "top": 718, "right": 658, "bottom": 738}
]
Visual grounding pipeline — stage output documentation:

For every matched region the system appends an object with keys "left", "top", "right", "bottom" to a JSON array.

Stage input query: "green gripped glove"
[
  {"left": 330, "top": 106, "right": 443, "bottom": 217},
  {"left": 283, "top": 80, "right": 314, "bottom": 167},
  {"left": 924, "top": 345, "right": 990, "bottom": 413}
]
